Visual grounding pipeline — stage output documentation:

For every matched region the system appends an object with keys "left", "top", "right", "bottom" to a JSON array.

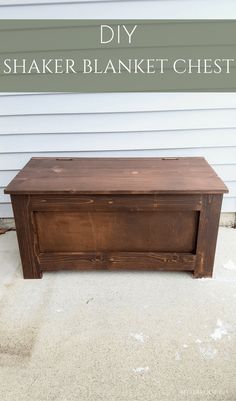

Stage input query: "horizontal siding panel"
[
  {"left": 1, "top": 198, "right": 234, "bottom": 218},
  {"left": 2, "top": 93, "right": 236, "bottom": 117},
  {"left": 0, "top": 171, "right": 18, "bottom": 187},
  {"left": 0, "top": 0, "right": 236, "bottom": 19},
  {"left": 1, "top": 109, "right": 236, "bottom": 135},
  {"left": 0, "top": 147, "right": 236, "bottom": 170},
  {"left": 225, "top": 181, "right": 236, "bottom": 197},
  {"left": 214, "top": 165, "right": 236, "bottom": 182},
  {"left": 0, "top": 92, "right": 52, "bottom": 97},
  {"left": 0, "top": 187, "right": 9, "bottom": 203},
  {"left": 221, "top": 198, "right": 236, "bottom": 213},
  {"left": 1, "top": 130, "right": 236, "bottom": 153},
  {"left": 0, "top": 203, "right": 13, "bottom": 218},
  {"left": 0, "top": 0, "right": 114, "bottom": 4}
]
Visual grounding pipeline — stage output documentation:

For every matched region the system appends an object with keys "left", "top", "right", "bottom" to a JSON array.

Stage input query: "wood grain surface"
[
  {"left": 4, "top": 157, "right": 228, "bottom": 195},
  {"left": 35, "top": 210, "right": 199, "bottom": 253},
  {"left": 5, "top": 157, "right": 227, "bottom": 279}
]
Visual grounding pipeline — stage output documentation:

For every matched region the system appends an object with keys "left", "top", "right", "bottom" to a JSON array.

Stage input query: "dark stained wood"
[
  {"left": 31, "top": 194, "right": 203, "bottom": 211},
  {"left": 5, "top": 157, "right": 228, "bottom": 279},
  {"left": 4, "top": 157, "right": 228, "bottom": 195},
  {"left": 39, "top": 252, "right": 196, "bottom": 271},
  {"left": 11, "top": 195, "right": 41, "bottom": 279},
  {"left": 35, "top": 210, "right": 199, "bottom": 253},
  {"left": 194, "top": 194, "right": 223, "bottom": 278}
]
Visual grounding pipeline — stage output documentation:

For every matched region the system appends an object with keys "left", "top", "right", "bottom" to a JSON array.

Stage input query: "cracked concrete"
[{"left": 0, "top": 227, "right": 236, "bottom": 401}]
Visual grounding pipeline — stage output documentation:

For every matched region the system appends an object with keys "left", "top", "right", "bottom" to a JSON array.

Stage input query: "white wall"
[
  {"left": 0, "top": 0, "right": 236, "bottom": 217},
  {"left": 1, "top": 0, "right": 236, "bottom": 19}
]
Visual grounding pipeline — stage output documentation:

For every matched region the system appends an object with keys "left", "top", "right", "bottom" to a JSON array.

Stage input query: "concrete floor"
[{"left": 0, "top": 228, "right": 236, "bottom": 401}]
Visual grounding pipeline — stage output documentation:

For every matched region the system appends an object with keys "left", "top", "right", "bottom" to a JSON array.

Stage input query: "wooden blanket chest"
[{"left": 4, "top": 157, "right": 228, "bottom": 279}]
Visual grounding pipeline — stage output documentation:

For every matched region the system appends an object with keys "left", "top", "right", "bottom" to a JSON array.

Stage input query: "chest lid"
[{"left": 4, "top": 157, "right": 228, "bottom": 195}]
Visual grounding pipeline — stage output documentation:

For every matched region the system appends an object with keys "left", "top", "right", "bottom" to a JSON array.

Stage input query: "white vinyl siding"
[
  {"left": 1, "top": 92, "right": 236, "bottom": 217},
  {"left": 0, "top": 0, "right": 236, "bottom": 19}
]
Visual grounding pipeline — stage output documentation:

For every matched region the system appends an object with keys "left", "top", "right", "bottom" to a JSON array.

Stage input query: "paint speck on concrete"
[
  {"left": 223, "top": 260, "right": 236, "bottom": 271},
  {"left": 175, "top": 351, "right": 181, "bottom": 361},
  {"left": 130, "top": 333, "right": 148, "bottom": 343},
  {"left": 56, "top": 309, "right": 63, "bottom": 313},
  {"left": 210, "top": 319, "right": 229, "bottom": 341},
  {"left": 182, "top": 344, "right": 188, "bottom": 348},
  {"left": 133, "top": 367, "right": 149, "bottom": 373},
  {"left": 199, "top": 346, "right": 218, "bottom": 360}
]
